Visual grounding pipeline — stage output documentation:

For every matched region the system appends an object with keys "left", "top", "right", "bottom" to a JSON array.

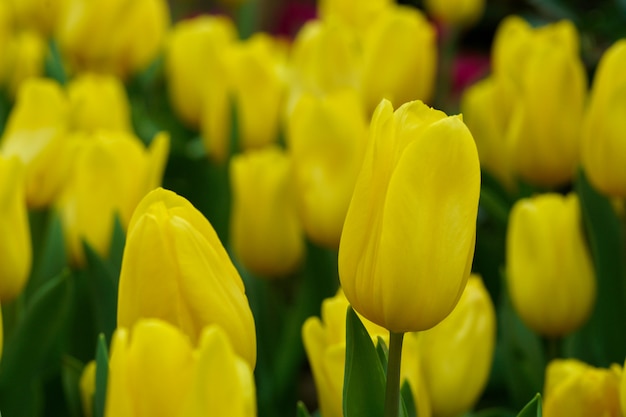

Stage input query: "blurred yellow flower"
[
  {"left": 317, "top": 0, "right": 392, "bottom": 34},
  {"left": 424, "top": 0, "right": 485, "bottom": 27},
  {"left": 8, "top": 0, "right": 67, "bottom": 35},
  {"left": 79, "top": 361, "right": 96, "bottom": 417}
]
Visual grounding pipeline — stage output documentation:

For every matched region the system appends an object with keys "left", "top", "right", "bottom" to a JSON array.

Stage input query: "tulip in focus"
[
  {"left": 105, "top": 319, "right": 256, "bottom": 417},
  {"left": 230, "top": 146, "right": 304, "bottom": 278},
  {"left": 338, "top": 99, "right": 480, "bottom": 333},
  {"left": 581, "top": 39, "right": 626, "bottom": 198},
  {"left": 424, "top": 0, "right": 485, "bottom": 28},
  {"left": 506, "top": 193, "right": 595, "bottom": 337},
  {"left": 302, "top": 290, "right": 432, "bottom": 417},
  {"left": 117, "top": 188, "right": 256, "bottom": 368},
  {"left": 0, "top": 155, "right": 31, "bottom": 302},
  {"left": 287, "top": 89, "right": 368, "bottom": 248},
  {"left": 543, "top": 359, "right": 622, "bottom": 417},
  {"left": 417, "top": 275, "right": 496, "bottom": 417}
]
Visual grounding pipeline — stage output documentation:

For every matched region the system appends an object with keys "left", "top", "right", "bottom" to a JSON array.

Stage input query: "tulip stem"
[{"left": 384, "top": 331, "right": 405, "bottom": 417}]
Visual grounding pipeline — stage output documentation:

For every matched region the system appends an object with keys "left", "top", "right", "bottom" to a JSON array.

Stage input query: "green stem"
[{"left": 384, "top": 331, "right": 405, "bottom": 417}]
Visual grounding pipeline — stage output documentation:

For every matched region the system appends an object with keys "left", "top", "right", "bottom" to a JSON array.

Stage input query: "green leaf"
[
  {"left": 296, "top": 401, "right": 313, "bottom": 417},
  {"left": 94, "top": 334, "right": 109, "bottom": 417},
  {"left": 400, "top": 381, "right": 417, "bottom": 417},
  {"left": 44, "top": 40, "right": 67, "bottom": 85},
  {"left": 516, "top": 393, "right": 542, "bottom": 417},
  {"left": 376, "top": 336, "right": 389, "bottom": 374},
  {"left": 343, "top": 307, "right": 386, "bottom": 417},
  {"left": 61, "top": 356, "right": 85, "bottom": 417}
]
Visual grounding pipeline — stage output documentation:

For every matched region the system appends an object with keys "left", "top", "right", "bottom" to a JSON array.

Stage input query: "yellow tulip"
[
  {"left": 360, "top": 6, "right": 436, "bottom": 113},
  {"left": 56, "top": 131, "right": 169, "bottom": 266},
  {"left": 287, "top": 89, "right": 368, "bottom": 248},
  {"left": 0, "top": 78, "right": 70, "bottom": 208},
  {"left": 338, "top": 99, "right": 480, "bottom": 333},
  {"left": 302, "top": 289, "right": 431, "bottom": 417},
  {"left": 581, "top": 39, "right": 626, "bottom": 198},
  {"left": 8, "top": 0, "right": 67, "bottom": 35},
  {"left": 117, "top": 188, "right": 256, "bottom": 368},
  {"left": 418, "top": 275, "right": 496, "bottom": 417},
  {"left": 105, "top": 319, "right": 256, "bottom": 417},
  {"left": 230, "top": 146, "right": 304, "bottom": 277},
  {"left": 423, "top": 0, "right": 485, "bottom": 27},
  {"left": 543, "top": 359, "right": 622, "bottom": 417},
  {"left": 80, "top": 361, "right": 96, "bottom": 417},
  {"left": 4, "top": 29, "right": 47, "bottom": 97},
  {"left": 55, "top": 0, "right": 169, "bottom": 78},
  {"left": 506, "top": 193, "right": 595, "bottom": 337},
  {"left": 0, "top": 155, "right": 31, "bottom": 302},
  {"left": 621, "top": 357, "right": 626, "bottom": 416},
  {"left": 317, "top": 0, "right": 392, "bottom": 34}
]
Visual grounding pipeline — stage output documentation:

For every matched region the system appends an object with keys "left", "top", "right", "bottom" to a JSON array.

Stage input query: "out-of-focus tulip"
[
  {"left": 287, "top": 89, "right": 368, "bottom": 248},
  {"left": 302, "top": 289, "right": 431, "bottom": 417},
  {"left": 117, "top": 188, "right": 256, "bottom": 368},
  {"left": 417, "top": 275, "right": 496, "bottom": 417},
  {"left": 423, "top": 0, "right": 485, "bottom": 27},
  {"left": 105, "top": 319, "right": 256, "bottom": 417},
  {"left": 230, "top": 33, "right": 286, "bottom": 152},
  {"left": 317, "top": 0, "right": 392, "bottom": 34},
  {"left": 55, "top": 0, "right": 169, "bottom": 78},
  {"left": 338, "top": 99, "right": 480, "bottom": 333},
  {"left": 165, "top": 15, "right": 236, "bottom": 129},
  {"left": 80, "top": 361, "right": 96, "bottom": 417},
  {"left": 543, "top": 359, "right": 622, "bottom": 417},
  {"left": 4, "top": 29, "right": 47, "bottom": 97},
  {"left": 0, "top": 156, "right": 31, "bottom": 302},
  {"left": 8, "top": 0, "right": 67, "bottom": 35},
  {"left": 67, "top": 73, "right": 132, "bottom": 133},
  {"left": 360, "top": 6, "right": 436, "bottom": 113},
  {"left": 506, "top": 193, "right": 595, "bottom": 337},
  {"left": 493, "top": 16, "right": 586, "bottom": 187},
  {"left": 581, "top": 39, "right": 626, "bottom": 198},
  {"left": 0, "top": 78, "right": 70, "bottom": 208},
  {"left": 57, "top": 131, "right": 168, "bottom": 266},
  {"left": 230, "top": 146, "right": 304, "bottom": 278},
  {"left": 621, "top": 358, "right": 626, "bottom": 416}
]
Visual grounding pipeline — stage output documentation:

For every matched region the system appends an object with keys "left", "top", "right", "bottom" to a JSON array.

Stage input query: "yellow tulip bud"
[
  {"left": 506, "top": 193, "right": 595, "bottom": 337},
  {"left": 418, "top": 275, "right": 496, "bottom": 417},
  {"left": 424, "top": 0, "right": 485, "bottom": 27},
  {"left": 105, "top": 319, "right": 256, "bottom": 417},
  {"left": 317, "top": 0, "right": 392, "bottom": 34},
  {"left": 543, "top": 359, "right": 622, "bottom": 417},
  {"left": 287, "top": 89, "right": 368, "bottom": 248},
  {"left": 117, "top": 188, "right": 257, "bottom": 368},
  {"left": 0, "top": 155, "right": 31, "bottom": 302},
  {"left": 55, "top": 0, "right": 169, "bottom": 78},
  {"left": 338, "top": 99, "right": 480, "bottom": 333},
  {"left": 67, "top": 73, "right": 132, "bottom": 133},
  {"left": 3, "top": 29, "right": 47, "bottom": 97},
  {"left": 165, "top": 15, "right": 236, "bottom": 129},
  {"left": 302, "top": 290, "right": 431, "bottom": 417},
  {"left": 360, "top": 6, "right": 436, "bottom": 113},
  {"left": 581, "top": 39, "right": 626, "bottom": 198},
  {"left": 79, "top": 361, "right": 96, "bottom": 417},
  {"left": 230, "top": 146, "right": 305, "bottom": 277},
  {"left": 621, "top": 358, "right": 626, "bottom": 416},
  {"left": 57, "top": 131, "right": 169, "bottom": 266},
  {"left": 1, "top": 78, "right": 70, "bottom": 208}
]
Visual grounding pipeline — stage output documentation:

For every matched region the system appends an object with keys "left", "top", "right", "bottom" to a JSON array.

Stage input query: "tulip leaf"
[
  {"left": 343, "top": 307, "right": 386, "bottom": 417},
  {"left": 44, "top": 40, "right": 67, "bottom": 85},
  {"left": 296, "top": 401, "right": 313, "bottom": 417},
  {"left": 61, "top": 356, "right": 84, "bottom": 417},
  {"left": 400, "top": 381, "right": 417, "bottom": 417},
  {"left": 94, "top": 334, "right": 109, "bottom": 417},
  {"left": 376, "top": 336, "right": 389, "bottom": 374},
  {"left": 515, "top": 393, "right": 542, "bottom": 417}
]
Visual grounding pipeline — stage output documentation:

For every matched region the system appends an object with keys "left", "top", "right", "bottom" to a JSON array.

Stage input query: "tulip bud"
[
  {"left": 287, "top": 89, "right": 368, "bottom": 248},
  {"left": 423, "top": 0, "right": 485, "bottom": 27},
  {"left": 302, "top": 290, "right": 431, "bottom": 417},
  {"left": 581, "top": 39, "right": 626, "bottom": 198},
  {"left": 117, "top": 188, "right": 256, "bottom": 368},
  {"left": 621, "top": 358, "right": 626, "bottom": 416},
  {"left": 230, "top": 146, "right": 305, "bottom": 278},
  {"left": 543, "top": 359, "right": 622, "bottom": 417},
  {"left": 0, "top": 155, "right": 31, "bottom": 302},
  {"left": 360, "top": 6, "right": 436, "bottom": 113},
  {"left": 56, "top": 131, "right": 169, "bottom": 266},
  {"left": 4, "top": 29, "right": 47, "bottom": 97},
  {"left": 79, "top": 361, "right": 96, "bottom": 417},
  {"left": 418, "top": 275, "right": 496, "bottom": 417},
  {"left": 338, "top": 99, "right": 480, "bottom": 333},
  {"left": 506, "top": 193, "right": 595, "bottom": 337},
  {"left": 317, "top": 0, "right": 392, "bottom": 34},
  {"left": 105, "top": 319, "right": 256, "bottom": 417}
]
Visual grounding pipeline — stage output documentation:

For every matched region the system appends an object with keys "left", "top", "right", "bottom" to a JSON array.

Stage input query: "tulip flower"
[
  {"left": 105, "top": 319, "right": 256, "bottom": 417},
  {"left": 302, "top": 290, "right": 432, "bottom": 417},
  {"left": 581, "top": 39, "right": 626, "bottom": 198},
  {"left": 338, "top": 99, "right": 480, "bottom": 333},
  {"left": 360, "top": 6, "right": 436, "bottom": 113},
  {"left": 317, "top": 0, "right": 392, "bottom": 34},
  {"left": 8, "top": 0, "right": 65, "bottom": 35},
  {"left": 3, "top": 29, "right": 47, "bottom": 97},
  {"left": 230, "top": 146, "right": 304, "bottom": 277},
  {"left": 80, "top": 361, "right": 96, "bottom": 417},
  {"left": 117, "top": 188, "right": 256, "bottom": 368},
  {"left": 417, "top": 275, "right": 496, "bottom": 417},
  {"left": 506, "top": 193, "right": 595, "bottom": 337},
  {"left": 423, "top": 0, "right": 485, "bottom": 27},
  {"left": 287, "top": 89, "right": 368, "bottom": 248},
  {"left": 0, "top": 155, "right": 31, "bottom": 302},
  {"left": 543, "top": 359, "right": 622, "bottom": 417},
  {"left": 56, "top": 131, "right": 169, "bottom": 266},
  {"left": 621, "top": 358, "right": 626, "bottom": 416}
]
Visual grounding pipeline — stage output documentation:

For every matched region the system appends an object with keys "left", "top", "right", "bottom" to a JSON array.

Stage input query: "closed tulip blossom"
[
  {"left": 506, "top": 193, "right": 595, "bottom": 337},
  {"left": 117, "top": 188, "right": 257, "bottom": 368},
  {"left": 424, "top": 0, "right": 485, "bottom": 28}
]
